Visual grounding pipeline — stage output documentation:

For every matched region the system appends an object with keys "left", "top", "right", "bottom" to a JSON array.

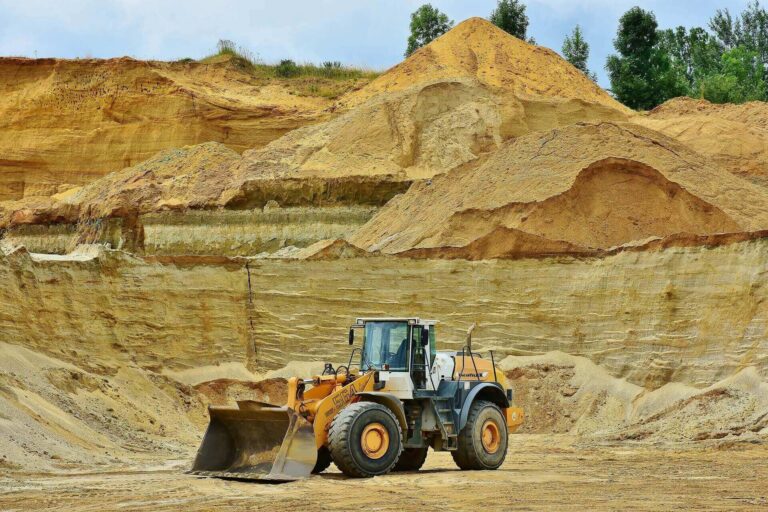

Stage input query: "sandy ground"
[{"left": 1, "top": 435, "right": 766, "bottom": 512}]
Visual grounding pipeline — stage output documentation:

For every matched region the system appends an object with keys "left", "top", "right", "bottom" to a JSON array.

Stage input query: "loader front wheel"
[
  {"left": 329, "top": 402, "right": 402, "bottom": 477},
  {"left": 452, "top": 400, "right": 507, "bottom": 471}
]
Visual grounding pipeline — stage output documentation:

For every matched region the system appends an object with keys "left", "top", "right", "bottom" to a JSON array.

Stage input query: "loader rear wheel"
[
  {"left": 392, "top": 447, "right": 428, "bottom": 472},
  {"left": 329, "top": 401, "right": 402, "bottom": 478},
  {"left": 452, "top": 400, "right": 507, "bottom": 471},
  {"left": 312, "top": 446, "right": 332, "bottom": 474}
]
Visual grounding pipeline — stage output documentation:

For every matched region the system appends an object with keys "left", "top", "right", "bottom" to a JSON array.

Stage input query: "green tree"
[
  {"left": 739, "top": 1, "right": 768, "bottom": 65},
  {"left": 709, "top": 8, "right": 739, "bottom": 49},
  {"left": 562, "top": 25, "right": 597, "bottom": 81},
  {"left": 489, "top": 0, "right": 529, "bottom": 40},
  {"left": 405, "top": 4, "right": 454, "bottom": 57},
  {"left": 710, "top": 1, "right": 768, "bottom": 60},
  {"left": 699, "top": 47, "right": 767, "bottom": 103},
  {"left": 708, "top": 1, "right": 768, "bottom": 100},
  {"left": 606, "top": 7, "right": 688, "bottom": 110},
  {"left": 658, "top": 26, "right": 723, "bottom": 92}
]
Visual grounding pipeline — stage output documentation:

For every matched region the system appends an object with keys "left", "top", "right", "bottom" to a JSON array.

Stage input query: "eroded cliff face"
[
  {"left": 3, "top": 239, "right": 767, "bottom": 389},
  {"left": 2, "top": 237, "right": 767, "bottom": 471},
  {"left": 0, "top": 57, "right": 336, "bottom": 200}
]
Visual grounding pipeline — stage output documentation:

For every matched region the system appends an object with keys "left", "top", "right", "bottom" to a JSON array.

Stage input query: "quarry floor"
[{"left": 1, "top": 436, "right": 766, "bottom": 511}]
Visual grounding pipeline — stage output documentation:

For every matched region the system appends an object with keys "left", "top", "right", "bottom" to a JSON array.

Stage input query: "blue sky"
[{"left": 0, "top": 0, "right": 756, "bottom": 88}]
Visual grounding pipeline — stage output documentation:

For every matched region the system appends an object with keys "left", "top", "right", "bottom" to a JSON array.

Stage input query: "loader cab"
[{"left": 350, "top": 318, "right": 437, "bottom": 396}]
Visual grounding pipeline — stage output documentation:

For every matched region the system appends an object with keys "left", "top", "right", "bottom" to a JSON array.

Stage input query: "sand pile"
[
  {"left": 0, "top": 332, "right": 301, "bottom": 473},
  {"left": 233, "top": 77, "right": 507, "bottom": 181},
  {"left": 193, "top": 378, "right": 287, "bottom": 406},
  {"left": 341, "top": 17, "right": 628, "bottom": 112},
  {"left": 635, "top": 98, "right": 768, "bottom": 185},
  {"left": 0, "top": 341, "right": 208, "bottom": 472},
  {"left": 230, "top": 18, "right": 628, "bottom": 183},
  {"left": 350, "top": 122, "right": 768, "bottom": 257},
  {"left": 0, "top": 143, "right": 241, "bottom": 230},
  {"left": 503, "top": 352, "right": 768, "bottom": 443},
  {"left": 57, "top": 142, "right": 241, "bottom": 220},
  {"left": 0, "top": 56, "right": 336, "bottom": 201},
  {"left": 0, "top": 17, "right": 632, "bottom": 227}
]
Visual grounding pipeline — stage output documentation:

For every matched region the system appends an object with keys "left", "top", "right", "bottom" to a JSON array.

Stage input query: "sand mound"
[
  {"left": 63, "top": 142, "right": 241, "bottom": 220},
  {"left": 635, "top": 98, "right": 768, "bottom": 185},
  {"left": 233, "top": 78, "right": 507, "bottom": 181},
  {"left": 231, "top": 81, "right": 626, "bottom": 186},
  {"left": 0, "top": 19, "right": 630, "bottom": 227},
  {"left": 0, "top": 341, "right": 208, "bottom": 472},
  {"left": 503, "top": 352, "right": 768, "bottom": 443},
  {"left": 263, "top": 238, "right": 373, "bottom": 260},
  {"left": 0, "top": 142, "right": 242, "bottom": 230},
  {"left": 232, "top": 19, "right": 627, "bottom": 183},
  {"left": 350, "top": 122, "right": 768, "bottom": 256},
  {"left": 194, "top": 377, "right": 287, "bottom": 406},
  {"left": 342, "top": 18, "right": 628, "bottom": 113},
  {"left": 0, "top": 57, "right": 338, "bottom": 200}
]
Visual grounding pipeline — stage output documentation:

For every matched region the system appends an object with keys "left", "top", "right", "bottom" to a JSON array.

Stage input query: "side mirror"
[
  {"left": 348, "top": 328, "right": 355, "bottom": 345},
  {"left": 421, "top": 327, "right": 429, "bottom": 347}
]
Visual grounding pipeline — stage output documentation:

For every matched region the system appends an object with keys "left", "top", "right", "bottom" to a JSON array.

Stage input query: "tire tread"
[
  {"left": 451, "top": 400, "right": 507, "bottom": 471},
  {"left": 329, "top": 401, "right": 402, "bottom": 478}
]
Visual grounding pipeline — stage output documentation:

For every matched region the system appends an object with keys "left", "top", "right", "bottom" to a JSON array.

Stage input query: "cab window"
[{"left": 362, "top": 322, "right": 409, "bottom": 371}]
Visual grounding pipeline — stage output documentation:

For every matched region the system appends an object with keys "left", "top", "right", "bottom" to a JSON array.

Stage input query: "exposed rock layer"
[
  {"left": 3, "top": 239, "right": 768, "bottom": 388},
  {"left": 0, "top": 57, "right": 335, "bottom": 200}
]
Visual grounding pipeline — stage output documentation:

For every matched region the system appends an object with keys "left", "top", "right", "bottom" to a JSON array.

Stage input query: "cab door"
[{"left": 410, "top": 325, "right": 435, "bottom": 390}]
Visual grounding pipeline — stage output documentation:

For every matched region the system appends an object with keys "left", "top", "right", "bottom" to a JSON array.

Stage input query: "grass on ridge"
[{"left": 197, "top": 40, "right": 380, "bottom": 97}]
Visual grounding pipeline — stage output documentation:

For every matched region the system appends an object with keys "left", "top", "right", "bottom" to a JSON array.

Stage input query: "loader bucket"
[{"left": 190, "top": 401, "right": 317, "bottom": 482}]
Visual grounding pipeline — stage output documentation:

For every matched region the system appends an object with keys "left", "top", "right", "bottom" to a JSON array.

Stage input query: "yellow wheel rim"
[
  {"left": 481, "top": 419, "right": 501, "bottom": 454},
  {"left": 361, "top": 422, "right": 390, "bottom": 459}
]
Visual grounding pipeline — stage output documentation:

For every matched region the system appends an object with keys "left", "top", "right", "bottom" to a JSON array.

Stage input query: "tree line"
[{"left": 405, "top": 1, "right": 768, "bottom": 109}]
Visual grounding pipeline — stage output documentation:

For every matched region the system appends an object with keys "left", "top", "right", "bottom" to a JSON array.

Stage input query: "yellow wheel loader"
[{"left": 190, "top": 318, "right": 524, "bottom": 480}]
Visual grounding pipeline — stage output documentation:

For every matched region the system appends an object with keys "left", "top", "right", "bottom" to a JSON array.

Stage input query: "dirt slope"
[
  {"left": 504, "top": 352, "right": 768, "bottom": 441},
  {"left": 635, "top": 98, "right": 768, "bottom": 185},
  {"left": 0, "top": 57, "right": 338, "bottom": 200},
  {"left": 350, "top": 122, "right": 768, "bottom": 255}
]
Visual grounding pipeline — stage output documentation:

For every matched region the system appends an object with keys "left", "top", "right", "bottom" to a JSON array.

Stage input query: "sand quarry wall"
[
  {"left": 2, "top": 240, "right": 768, "bottom": 389},
  {"left": 5, "top": 207, "right": 378, "bottom": 256},
  {"left": 0, "top": 57, "right": 334, "bottom": 200}
]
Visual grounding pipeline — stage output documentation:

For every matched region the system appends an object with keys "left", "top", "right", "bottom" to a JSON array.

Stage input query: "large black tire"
[
  {"left": 312, "top": 446, "right": 332, "bottom": 474},
  {"left": 451, "top": 400, "right": 508, "bottom": 471},
  {"left": 392, "top": 447, "right": 428, "bottom": 472},
  {"left": 329, "top": 402, "right": 403, "bottom": 478}
]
